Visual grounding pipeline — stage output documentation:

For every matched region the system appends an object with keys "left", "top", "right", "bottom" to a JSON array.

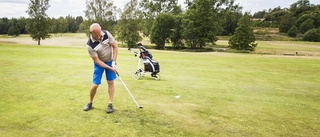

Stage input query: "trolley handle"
[{"left": 128, "top": 48, "right": 138, "bottom": 57}]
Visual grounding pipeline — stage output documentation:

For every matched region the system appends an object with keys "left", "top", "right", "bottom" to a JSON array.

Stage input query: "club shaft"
[{"left": 118, "top": 76, "right": 141, "bottom": 108}]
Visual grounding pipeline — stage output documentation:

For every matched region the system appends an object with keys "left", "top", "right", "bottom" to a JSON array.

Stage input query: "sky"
[{"left": 0, "top": 0, "right": 319, "bottom": 18}]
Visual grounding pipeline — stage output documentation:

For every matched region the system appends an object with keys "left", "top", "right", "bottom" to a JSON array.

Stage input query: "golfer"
[{"left": 83, "top": 23, "right": 118, "bottom": 113}]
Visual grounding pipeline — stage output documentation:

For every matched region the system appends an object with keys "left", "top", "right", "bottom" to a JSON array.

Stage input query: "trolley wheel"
[
  {"left": 153, "top": 74, "right": 160, "bottom": 80},
  {"left": 132, "top": 70, "right": 142, "bottom": 80}
]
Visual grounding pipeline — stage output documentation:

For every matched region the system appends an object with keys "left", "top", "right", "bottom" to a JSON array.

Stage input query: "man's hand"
[
  {"left": 112, "top": 61, "right": 117, "bottom": 70},
  {"left": 110, "top": 67, "right": 118, "bottom": 75},
  {"left": 111, "top": 61, "right": 118, "bottom": 75}
]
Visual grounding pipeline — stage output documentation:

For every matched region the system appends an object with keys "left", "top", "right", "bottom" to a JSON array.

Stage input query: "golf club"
[{"left": 117, "top": 73, "right": 143, "bottom": 109}]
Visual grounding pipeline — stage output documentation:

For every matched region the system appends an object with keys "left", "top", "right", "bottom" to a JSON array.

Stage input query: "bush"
[
  {"left": 287, "top": 25, "right": 299, "bottom": 37},
  {"left": 299, "top": 19, "right": 315, "bottom": 34},
  {"left": 303, "top": 28, "right": 320, "bottom": 42},
  {"left": 7, "top": 26, "right": 20, "bottom": 36}
]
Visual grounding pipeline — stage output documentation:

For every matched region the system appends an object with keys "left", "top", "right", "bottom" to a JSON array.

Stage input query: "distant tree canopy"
[
  {"left": 7, "top": 26, "right": 20, "bottom": 36},
  {"left": 84, "top": 0, "right": 118, "bottom": 35},
  {"left": 253, "top": 0, "right": 320, "bottom": 41},
  {"left": 252, "top": 10, "right": 267, "bottom": 18},
  {"left": 1, "top": 0, "right": 319, "bottom": 47},
  {"left": 0, "top": 17, "right": 27, "bottom": 35},
  {"left": 303, "top": 28, "right": 320, "bottom": 42},
  {"left": 279, "top": 12, "right": 296, "bottom": 33},
  {"left": 287, "top": 25, "right": 299, "bottom": 37},
  {"left": 139, "top": 0, "right": 182, "bottom": 37}
]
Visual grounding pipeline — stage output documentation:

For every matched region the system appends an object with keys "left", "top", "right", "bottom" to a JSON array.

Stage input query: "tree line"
[
  {"left": 0, "top": 16, "right": 84, "bottom": 36},
  {"left": 252, "top": 0, "right": 320, "bottom": 41},
  {"left": 0, "top": 0, "right": 319, "bottom": 50}
]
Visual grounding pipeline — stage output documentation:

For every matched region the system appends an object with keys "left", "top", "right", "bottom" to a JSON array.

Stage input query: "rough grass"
[
  {"left": 254, "top": 41, "right": 320, "bottom": 56},
  {"left": 0, "top": 41, "right": 319, "bottom": 136},
  {"left": 0, "top": 34, "right": 87, "bottom": 46}
]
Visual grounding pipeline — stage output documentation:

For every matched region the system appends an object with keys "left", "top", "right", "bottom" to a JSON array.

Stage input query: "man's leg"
[
  {"left": 106, "top": 81, "right": 115, "bottom": 113},
  {"left": 84, "top": 84, "right": 99, "bottom": 111},
  {"left": 89, "top": 84, "right": 99, "bottom": 102},
  {"left": 90, "top": 62, "right": 103, "bottom": 102},
  {"left": 105, "top": 61, "right": 116, "bottom": 113},
  {"left": 107, "top": 81, "right": 114, "bottom": 103},
  {"left": 84, "top": 62, "right": 103, "bottom": 111}
]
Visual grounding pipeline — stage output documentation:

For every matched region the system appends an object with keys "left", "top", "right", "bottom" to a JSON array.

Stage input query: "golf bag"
[
  {"left": 129, "top": 43, "right": 160, "bottom": 80},
  {"left": 138, "top": 43, "right": 153, "bottom": 59},
  {"left": 142, "top": 56, "right": 160, "bottom": 75}
]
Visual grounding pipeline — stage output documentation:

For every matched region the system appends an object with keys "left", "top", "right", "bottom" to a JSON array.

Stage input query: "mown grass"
[{"left": 0, "top": 42, "right": 319, "bottom": 136}]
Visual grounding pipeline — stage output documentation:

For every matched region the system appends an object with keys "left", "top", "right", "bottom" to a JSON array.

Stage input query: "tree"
[
  {"left": 150, "top": 13, "right": 175, "bottom": 49},
  {"left": 303, "top": 28, "right": 320, "bottom": 42},
  {"left": 170, "top": 14, "right": 184, "bottom": 49},
  {"left": 296, "top": 13, "right": 313, "bottom": 27},
  {"left": 84, "top": 0, "right": 118, "bottom": 35},
  {"left": 0, "top": 17, "right": 11, "bottom": 34},
  {"left": 228, "top": 13, "right": 257, "bottom": 51},
  {"left": 279, "top": 12, "right": 296, "bottom": 33},
  {"left": 75, "top": 16, "right": 84, "bottom": 32},
  {"left": 252, "top": 10, "right": 267, "bottom": 18},
  {"left": 287, "top": 25, "right": 299, "bottom": 37},
  {"left": 290, "top": 0, "right": 312, "bottom": 16},
  {"left": 139, "top": 0, "right": 182, "bottom": 37},
  {"left": 58, "top": 17, "right": 69, "bottom": 35},
  {"left": 78, "top": 20, "right": 89, "bottom": 33},
  {"left": 65, "top": 15, "right": 80, "bottom": 33},
  {"left": 270, "top": 9, "right": 289, "bottom": 27},
  {"left": 116, "top": 0, "right": 143, "bottom": 48},
  {"left": 221, "top": 11, "right": 242, "bottom": 35},
  {"left": 50, "top": 17, "right": 68, "bottom": 35},
  {"left": 50, "top": 18, "right": 59, "bottom": 33},
  {"left": 313, "top": 10, "right": 320, "bottom": 28},
  {"left": 75, "top": 16, "right": 84, "bottom": 26},
  {"left": 26, "top": 0, "right": 51, "bottom": 45},
  {"left": 16, "top": 17, "right": 27, "bottom": 34},
  {"left": 7, "top": 26, "right": 20, "bottom": 36},
  {"left": 182, "top": 0, "right": 239, "bottom": 48},
  {"left": 0, "top": 17, "right": 27, "bottom": 34},
  {"left": 299, "top": 19, "right": 315, "bottom": 33}
]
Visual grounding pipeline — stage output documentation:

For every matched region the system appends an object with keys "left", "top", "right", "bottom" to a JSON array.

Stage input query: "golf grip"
[{"left": 117, "top": 74, "right": 142, "bottom": 108}]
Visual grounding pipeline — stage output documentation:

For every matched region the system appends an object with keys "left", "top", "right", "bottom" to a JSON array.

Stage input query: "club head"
[{"left": 138, "top": 106, "right": 143, "bottom": 109}]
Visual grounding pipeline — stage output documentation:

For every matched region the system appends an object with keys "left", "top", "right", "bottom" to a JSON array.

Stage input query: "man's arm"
[{"left": 111, "top": 41, "right": 118, "bottom": 63}]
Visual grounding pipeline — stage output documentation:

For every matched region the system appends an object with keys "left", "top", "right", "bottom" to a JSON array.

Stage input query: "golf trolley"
[{"left": 129, "top": 43, "right": 160, "bottom": 80}]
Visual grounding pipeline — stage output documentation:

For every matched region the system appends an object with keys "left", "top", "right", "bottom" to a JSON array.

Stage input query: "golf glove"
[{"left": 112, "top": 61, "right": 117, "bottom": 70}]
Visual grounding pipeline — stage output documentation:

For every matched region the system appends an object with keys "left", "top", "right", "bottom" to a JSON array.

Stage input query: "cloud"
[
  {"left": 0, "top": 0, "right": 319, "bottom": 18},
  {"left": 236, "top": 0, "right": 304, "bottom": 13},
  {"left": 0, "top": 0, "right": 28, "bottom": 4},
  {"left": 0, "top": 3, "right": 28, "bottom": 18},
  {"left": 47, "top": 0, "right": 86, "bottom": 18},
  {"left": 0, "top": 0, "right": 87, "bottom": 18}
]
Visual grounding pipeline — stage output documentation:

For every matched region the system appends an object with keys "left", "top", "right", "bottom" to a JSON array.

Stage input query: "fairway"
[{"left": 0, "top": 42, "right": 319, "bottom": 136}]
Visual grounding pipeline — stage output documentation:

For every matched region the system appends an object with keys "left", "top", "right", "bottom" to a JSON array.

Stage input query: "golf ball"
[{"left": 175, "top": 95, "right": 180, "bottom": 99}]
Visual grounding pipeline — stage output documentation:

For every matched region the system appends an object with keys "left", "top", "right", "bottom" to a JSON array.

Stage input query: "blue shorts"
[{"left": 92, "top": 61, "right": 116, "bottom": 85}]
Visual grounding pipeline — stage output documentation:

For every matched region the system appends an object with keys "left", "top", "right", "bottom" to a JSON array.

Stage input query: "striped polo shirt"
[{"left": 86, "top": 30, "right": 116, "bottom": 62}]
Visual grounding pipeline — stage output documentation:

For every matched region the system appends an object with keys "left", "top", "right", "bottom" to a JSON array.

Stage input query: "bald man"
[{"left": 83, "top": 23, "right": 118, "bottom": 113}]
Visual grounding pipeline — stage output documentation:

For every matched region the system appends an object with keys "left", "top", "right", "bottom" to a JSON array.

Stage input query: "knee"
[
  {"left": 107, "top": 81, "right": 114, "bottom": 86},
  {"left": 92, "top": 84, "right": 99, "bottom": 88}
]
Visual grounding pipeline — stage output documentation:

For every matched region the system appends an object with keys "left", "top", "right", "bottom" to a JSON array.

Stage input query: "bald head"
[
  {"left": 90, "top": 23, "right": 101, "bottom": 34},
  {"left": 90, "top": 23, "right": 102, "bottom": 41}
]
